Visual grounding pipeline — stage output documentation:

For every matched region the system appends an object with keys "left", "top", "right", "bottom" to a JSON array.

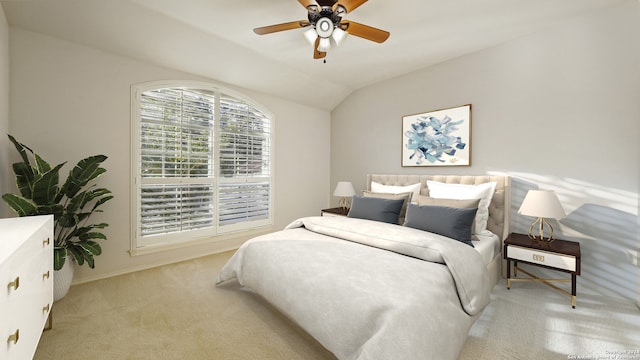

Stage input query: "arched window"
[{"left": 131, "top": 81, "right": 273, "bottom": 252}]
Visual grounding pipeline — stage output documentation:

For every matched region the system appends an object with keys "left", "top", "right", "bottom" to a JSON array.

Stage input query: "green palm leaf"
[
  {"left": 54, "top": 247, "right": 68, "bottom": 271},
  {"left": 31, "top": 162, "right": 64, "bottom": 206},
  {"left": 12, "top": 162, "right": 34, "bottom": 198},
  {"left": 1, "top": 193, "right": 37, "bottom": 216},
  {"left": 8, "top": 134, "right": 33, "bottom": 169},
  {"left": 59, "top": 155, "right": 108, "bottom": 200},
  {"left": 79, "top": 240, "right": 102, "bottom": 256},
  {"left": 67, "top": 246, "right": 86, "bottom": 267},
  {"left": 36, "top": 204, "right": 64, "bottom": 219},
  {"left": 34, "top": 153, "right": 52, "bottom": 174}
]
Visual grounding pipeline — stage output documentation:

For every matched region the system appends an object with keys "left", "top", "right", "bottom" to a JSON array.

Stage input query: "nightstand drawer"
[
  {"left": 321, "top": 208, "right": 349, "bottom": 217},
  {"left": 507, "top": 245, "right": 576, "bottom": 272},
  {"left": 322, "top": 212, "right": 344, "bottom": 217}
]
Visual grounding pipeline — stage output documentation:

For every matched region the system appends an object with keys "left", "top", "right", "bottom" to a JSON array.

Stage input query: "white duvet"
[{"left": 216, "top": 216, "right": 491, "bottom": 360}]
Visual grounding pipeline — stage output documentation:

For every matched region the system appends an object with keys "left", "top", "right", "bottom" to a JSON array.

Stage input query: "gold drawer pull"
[
  {"left": 7, "top": 277, "right": 19, "bottom": 291},
  {"left": 43, "top": 271, "right": 50, "bottom": 280},
  {"left": 43, "top": 304, "right": 51, "bottom": 313},
  {"left": 43, "top": 237, "right": 50, "bottom": 246},
  {"left": 533, "top": 254, "right": 545, "bottom": 262},
  {"left": 7, "top": 329, "right": 19, "bottom": 345}
]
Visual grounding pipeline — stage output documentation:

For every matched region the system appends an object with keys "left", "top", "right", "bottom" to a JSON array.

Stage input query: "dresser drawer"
[
  {"left": 507, "top": 245, "right": 576, "bottom": 272},
  {"left": 0, "top": 216, "right": 53, "bottom": 360}
]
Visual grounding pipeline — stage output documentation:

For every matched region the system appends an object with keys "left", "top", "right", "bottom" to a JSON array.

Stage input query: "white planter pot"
[{"left": 53, "top": 257, "right": 75, "bottom": 302}]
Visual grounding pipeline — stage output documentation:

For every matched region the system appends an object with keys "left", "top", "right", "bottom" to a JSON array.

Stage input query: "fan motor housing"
[{"left": 308, "top": 5, "right": 342, "bottom": 29}]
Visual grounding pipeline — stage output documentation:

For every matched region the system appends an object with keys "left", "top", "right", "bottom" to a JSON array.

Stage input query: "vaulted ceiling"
[{"left": 1, "top": 0, "right": 627, "bottom": 111}]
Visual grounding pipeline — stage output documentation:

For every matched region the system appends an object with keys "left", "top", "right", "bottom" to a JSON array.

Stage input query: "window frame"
[{"left": 130, "top": 80, "right": 274, "bottom": 254}]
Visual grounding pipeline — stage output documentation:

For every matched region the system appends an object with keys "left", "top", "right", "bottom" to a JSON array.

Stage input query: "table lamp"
[
  {"left": 333, "top": 181, "right": 355, "bottom": 210},
  {"left": 518, "top": 189, "right": 566, "bottom": 242}
]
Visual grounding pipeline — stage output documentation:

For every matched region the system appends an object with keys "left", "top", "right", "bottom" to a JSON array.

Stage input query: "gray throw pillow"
[
  {"left": 348, "top": 196, "right": 404, "bottom": 224},
  {"left": 362, "top": 191, "right": 412, "bottom": 224},
  {"left": 403, "top": 204, "right": 478, "bottom": 247},
  {"left": 416, "top": 196, "right": 481, "bottom": 236}
]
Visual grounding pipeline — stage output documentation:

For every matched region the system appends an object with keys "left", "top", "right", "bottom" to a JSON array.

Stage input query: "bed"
[{"left": 216, "top": 174, "right": 510, "bottom": 360}]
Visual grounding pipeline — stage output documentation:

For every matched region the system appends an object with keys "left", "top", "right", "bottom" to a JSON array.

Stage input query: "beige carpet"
[{"left": 35, "top": 251, "right": 640, "bottom": 360}]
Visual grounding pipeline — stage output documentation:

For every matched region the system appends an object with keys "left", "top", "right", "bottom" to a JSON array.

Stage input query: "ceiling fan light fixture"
[
  {"left": 303, "top": 28, "right": 318, "bottom": 45},
  {"left": 332, "top": 27, "right": 347, "bottom": 46},
  {"left": 317, "top": 37, "right": 331, "bottom": 52},
  {"left": 253, "top": 0, "right": 389, "bottom": 60},
  {"left": 315, "top": 17, "right": 334, "bottom": 38}
]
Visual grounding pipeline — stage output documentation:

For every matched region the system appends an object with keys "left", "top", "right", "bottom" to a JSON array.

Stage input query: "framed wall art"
[{"left": 401, "top": 104, "right": 471, "bottom": 167}]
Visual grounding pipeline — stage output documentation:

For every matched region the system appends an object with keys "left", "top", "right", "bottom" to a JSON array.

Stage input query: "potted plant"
[{"left": 2, "top": 134, "right": 113, "bottom": 300}]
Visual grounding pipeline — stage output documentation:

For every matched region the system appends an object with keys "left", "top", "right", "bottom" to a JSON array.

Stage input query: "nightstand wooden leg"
[
  {"left": 571, "top": 273, "right": 577, "bottom": 308},
  {"left": 506, "top": 259, "right": 511, "bottom": 289}
]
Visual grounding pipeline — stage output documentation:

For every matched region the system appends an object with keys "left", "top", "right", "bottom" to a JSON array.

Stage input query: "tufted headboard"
[{"left": 366, "top": 174, "right": 511, "bottom": 240}]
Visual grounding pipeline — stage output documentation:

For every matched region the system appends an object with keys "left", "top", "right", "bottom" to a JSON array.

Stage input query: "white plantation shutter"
[
  {"left": 218, "top": 94, "right": 271, "bottom": 229},
  {"left": 132, "top": 82, "right": 273, "bottom": 249}
]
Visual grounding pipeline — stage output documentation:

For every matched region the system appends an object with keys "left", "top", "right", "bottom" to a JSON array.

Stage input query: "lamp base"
[
  {"left": 528, "top": 217, "right": 555, "bottom": 243},
  {"left": 338, "top": 197, "right": 351, "bottom": 210}
]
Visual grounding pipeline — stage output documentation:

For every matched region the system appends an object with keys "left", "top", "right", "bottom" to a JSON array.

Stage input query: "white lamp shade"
[
  {"left": 317, "top": 37, "right": 331, "bottom": 52},
  {"left": 333, "top": 181, "right": 355, "bottom": 197},
  {"left": 518, "top": 190, "right": 566, "bottom": 219},
  {"left": 332, "top": 27, "right": 347, "bottom": 46},
  {"left": 303, "top": 28, "right": 318, "bottom": 45}
]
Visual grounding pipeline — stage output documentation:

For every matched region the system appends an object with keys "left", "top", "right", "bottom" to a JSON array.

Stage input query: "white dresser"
[{"left": 0, "top": 215, "right": 54, "bottom": 359}]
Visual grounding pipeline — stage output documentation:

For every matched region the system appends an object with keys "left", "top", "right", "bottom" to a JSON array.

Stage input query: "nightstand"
[
  {"left": 321, "top": 207, "right": 349, "bottom": 217},
  {"left": 504, "top": 233, "right": 581, "bottom": 308}
]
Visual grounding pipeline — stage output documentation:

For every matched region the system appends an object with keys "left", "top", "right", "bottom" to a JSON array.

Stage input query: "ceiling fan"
[{"left": 253, "top": 0, "right": 390, "bottom": 61}]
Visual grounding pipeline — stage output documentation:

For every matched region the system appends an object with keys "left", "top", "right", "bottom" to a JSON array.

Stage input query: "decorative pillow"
[
  {"left": 416, "top": 196, "right": 481, "bottom": 237},
  {"left": 403, "top": 204, "right": 477, "bottom": 247},
  {"left": 362, "top": 191, "right": 412, "bottom": 224},
  {"left": 370, "top": 181, "right": 421, "bottom": 204},
  {"left": 426, "top": 181, "right": 496, "bottom": 235},
  {"left": 348, "top": 196, "right": 404, "bottom": 224}
]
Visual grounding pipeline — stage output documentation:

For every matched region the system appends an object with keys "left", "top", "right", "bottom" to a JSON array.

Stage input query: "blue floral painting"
[{"left": 402, "top": 105, "right": 471, "bottom": 166}]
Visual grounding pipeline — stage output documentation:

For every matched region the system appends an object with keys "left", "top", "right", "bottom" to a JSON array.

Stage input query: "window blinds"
[{"left": 135, "top": 85, "right": 272, "bottom": 247}]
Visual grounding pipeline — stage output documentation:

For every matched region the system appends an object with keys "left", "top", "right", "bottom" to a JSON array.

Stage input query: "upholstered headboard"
[{"left": 366, "top": 174, "right": 511, "bottom": 240}]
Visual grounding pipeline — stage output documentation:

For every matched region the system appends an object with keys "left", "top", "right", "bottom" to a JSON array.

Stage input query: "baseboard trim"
[{"left": 70, "top": 240, "right": 244, "bottom": 286}]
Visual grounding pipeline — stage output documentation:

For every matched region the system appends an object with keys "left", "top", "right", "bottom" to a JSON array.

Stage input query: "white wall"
[
  {"left": 332, "top": 1, "right": 640, "bottom": 304},
  {"left": 0, "top": 6, "right": 9, "bottom": 218},
  {"left": 7, "top": 29, "right": 331, "bottom": 283}
]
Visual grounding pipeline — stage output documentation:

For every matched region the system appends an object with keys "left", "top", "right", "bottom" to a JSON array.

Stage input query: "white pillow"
[
  {"left": 370, "top": 181, "right": 421, "bottom": 204},
  {"left": 426, "top": 180, "right": 497, "bottom": 235}
]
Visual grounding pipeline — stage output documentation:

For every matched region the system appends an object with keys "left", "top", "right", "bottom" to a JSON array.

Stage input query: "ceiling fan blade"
[
  {"left": 313, "top": 38, "right": 327, "bottom": 59},
  {"left": 297, "top": 0, "right": 316, "bottom": 9},
  {"left": 337, "top": 0, "right": 367, "bottom": 13},
  {"left": 342, "top": 21, "right": 390, "bottom": 43},
  {"left": 253, "top": 21, "right": 310, "bottom": 35}
]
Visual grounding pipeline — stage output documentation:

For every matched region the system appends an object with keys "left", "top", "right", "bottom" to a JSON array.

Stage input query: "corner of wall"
[{"left": 0, "top": 5, "right": 11, "bottom": 218}]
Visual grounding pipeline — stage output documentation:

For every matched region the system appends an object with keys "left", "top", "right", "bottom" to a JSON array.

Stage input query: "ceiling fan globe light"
[
  {"left": 318, "top": 37, "right": 331, "bottom": 52},
  {"left": 303, "top": 28, "right": 318, "bottom": 45},
  {"left": 332, "top": 27, "right": 347, "bottom": 46}
]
